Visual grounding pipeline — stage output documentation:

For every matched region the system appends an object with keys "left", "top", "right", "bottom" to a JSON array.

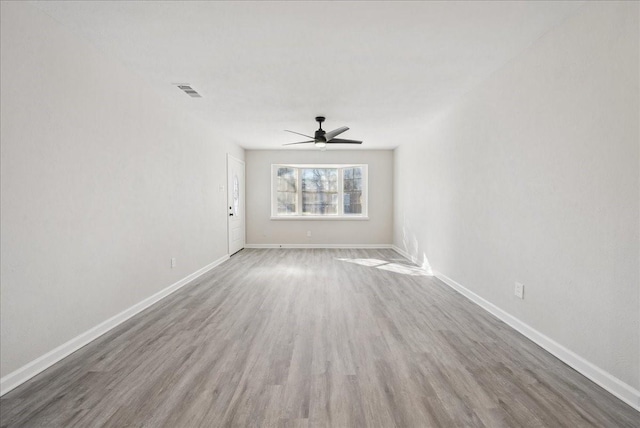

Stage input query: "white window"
[{"left": 271, "top": 164, "right": 368, "bottom": 219}]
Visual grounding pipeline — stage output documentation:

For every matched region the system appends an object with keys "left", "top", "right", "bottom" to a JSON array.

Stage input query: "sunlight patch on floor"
[{"left": 335, "top": 258, "right": 432, "bottom": 276}]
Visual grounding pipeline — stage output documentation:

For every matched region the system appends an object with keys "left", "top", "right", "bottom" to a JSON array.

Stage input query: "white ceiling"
[{"left": 31, "top": 1, "right": 584, "bottom": 150}]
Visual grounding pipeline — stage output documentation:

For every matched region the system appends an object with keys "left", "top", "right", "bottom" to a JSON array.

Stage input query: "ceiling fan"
[{"left": 283, "top": 116, "right": 362, "bottom": 149}]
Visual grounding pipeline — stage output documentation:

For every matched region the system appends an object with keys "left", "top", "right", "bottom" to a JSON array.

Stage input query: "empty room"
[{"left": 1, "top": 1, "right": 638, "bottom": 427}]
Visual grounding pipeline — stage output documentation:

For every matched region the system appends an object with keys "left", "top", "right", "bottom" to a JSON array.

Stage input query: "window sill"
[{"left": 270, "top": 216, "right": 369, "bottom": 221}]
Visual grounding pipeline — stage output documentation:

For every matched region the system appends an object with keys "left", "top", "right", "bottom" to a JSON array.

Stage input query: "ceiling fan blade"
[
  {"left": 324, "top": 126, "right": 349, "bottom": 141},
  {"left": 283, "top": 140, "right": 316, "bottom": 146},
  {"left": 285, "top": 130, "right": 315, "bottom": 139},
  {"left": 326, "top": 138, "right": 362, "bottom": 144}
]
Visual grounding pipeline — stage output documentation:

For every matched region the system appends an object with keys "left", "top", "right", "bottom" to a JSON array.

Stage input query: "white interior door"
[{"left": 227, "top": 154, "right": 245, "bottom": 255}]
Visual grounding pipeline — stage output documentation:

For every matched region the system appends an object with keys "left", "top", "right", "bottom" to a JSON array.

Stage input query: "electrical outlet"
[
  {"left": 307, "top": 230, "right": 312, "bottom": 237},
  {"left": 171, "top": 257, "right": 177, "bottom": 268},
  {"left": 218, "top": 184, "right": 225, "bottom": 192},
  {"left": 514, "top": 282, "right": 524, "bottom": 299}
]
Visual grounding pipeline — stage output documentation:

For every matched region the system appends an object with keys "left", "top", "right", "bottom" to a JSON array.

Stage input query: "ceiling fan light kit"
[{"left": 284, "top": 116, "right": 363, "bottom": 149}]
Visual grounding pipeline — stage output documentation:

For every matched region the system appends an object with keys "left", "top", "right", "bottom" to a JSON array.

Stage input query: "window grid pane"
[
  {"left": 301, "top": 168, "right": 338, "bottom": 215},
  {"left": 343, "top": 167, "right": 363, "bottom": 214},
  {"left": 276, "top": 167, "right": 297, "bottom": 214}
]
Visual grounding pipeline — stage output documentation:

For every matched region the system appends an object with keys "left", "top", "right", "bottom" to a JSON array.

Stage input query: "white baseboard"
[
  {"left": 0, "top": 254, "right": 230, "bottom": 397},
  {"left": 433, "top": 270, "right": 640, "bottom": 412},
  {"left": 391, "top": 245, "right": 413, "bottom": 261},
  {"left": 245, "top": 244, "right": 393, "bottom": 249}
]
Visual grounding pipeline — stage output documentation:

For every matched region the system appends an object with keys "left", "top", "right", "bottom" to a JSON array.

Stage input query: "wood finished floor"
[{"left": 1, "top": 249, "right": 637, "bottom": 427}]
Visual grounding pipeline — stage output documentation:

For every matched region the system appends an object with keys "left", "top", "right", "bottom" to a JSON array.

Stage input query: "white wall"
[
  {"left": 0, "top": 2, "right": 243, "bottom": 379},
  {"left": 394, "top": 0, "right": 639, "bottom": 395},
  {"left": 246, "top": 150, "right": 393, "bottom": 246}
]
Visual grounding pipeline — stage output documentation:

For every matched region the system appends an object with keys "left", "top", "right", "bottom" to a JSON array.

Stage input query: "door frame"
[{"left": 227, "top": 154, "right": 245, "bottom": 255}]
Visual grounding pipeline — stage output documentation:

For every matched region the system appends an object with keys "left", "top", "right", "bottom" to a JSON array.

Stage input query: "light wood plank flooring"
[{"left": 1, "top": 249, "right": 638, "bottom": 427}]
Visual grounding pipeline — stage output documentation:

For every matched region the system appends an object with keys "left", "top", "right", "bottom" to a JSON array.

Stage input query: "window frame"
[{"left": 271, "top": 164, "right": 369, "bottom": 220}]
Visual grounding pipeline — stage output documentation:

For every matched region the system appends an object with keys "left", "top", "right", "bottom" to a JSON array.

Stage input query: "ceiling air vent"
[{"left": 175, "top": 84, "right": 202, "bottom": 98}]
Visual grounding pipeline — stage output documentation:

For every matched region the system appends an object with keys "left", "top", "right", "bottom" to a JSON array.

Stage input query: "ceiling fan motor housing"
[{"left": 314, "top": 116, "right": 326, "bottom": 141}]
